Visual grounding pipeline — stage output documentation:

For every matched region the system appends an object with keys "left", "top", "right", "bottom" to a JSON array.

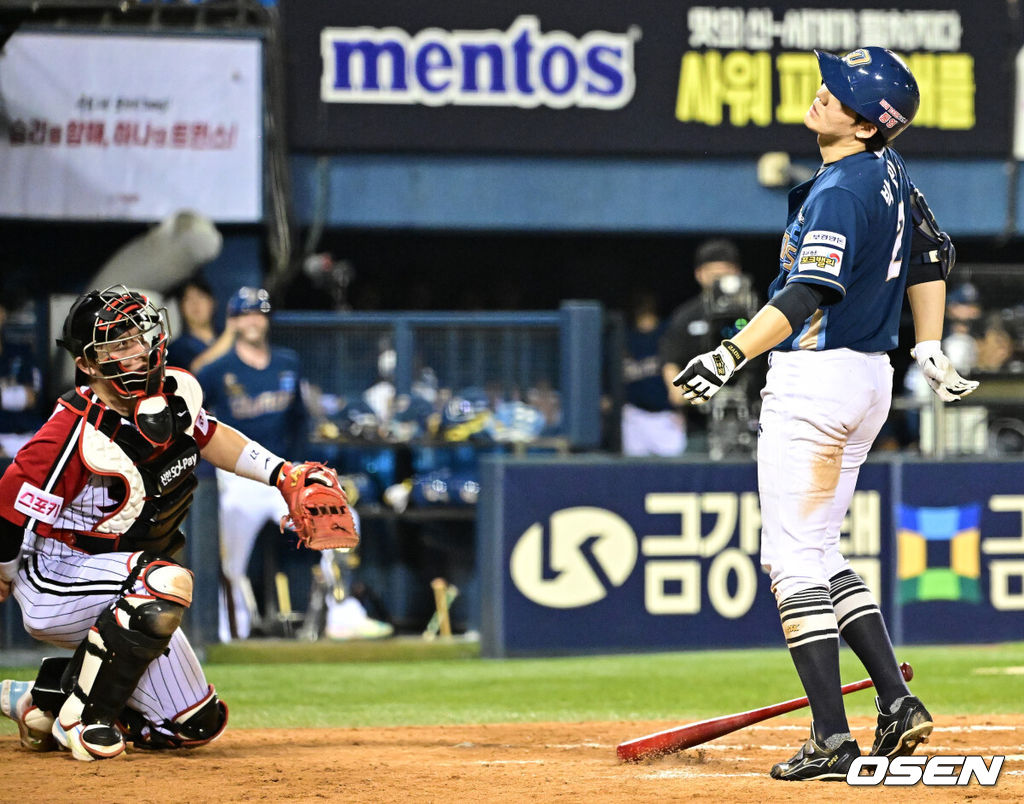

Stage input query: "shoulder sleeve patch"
[
  {"left": 14, "top": 482, "right": 63, "bottom": 525},
  {"left": 797, "top": 245, "right": 843, "bottom": 277}
]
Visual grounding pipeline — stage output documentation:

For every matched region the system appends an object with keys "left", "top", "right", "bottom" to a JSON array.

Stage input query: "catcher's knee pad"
[
  {"left": 130, "top": 551, "right": 194, "bottom": 606},
  {"left": 122, "top": 686, "right": 228, "bottom": 749},
  {"left": 113, "top": 552, "right": 193, "bottom": 638}
]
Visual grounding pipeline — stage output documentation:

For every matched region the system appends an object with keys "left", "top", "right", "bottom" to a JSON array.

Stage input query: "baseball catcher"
[{"left": 0, "top": 284, "right": 353, "bottom": 761}]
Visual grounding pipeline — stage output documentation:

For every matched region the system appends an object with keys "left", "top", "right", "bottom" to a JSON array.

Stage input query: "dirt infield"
[{"left": 1, "top": 715, "right": 1021, "bottom": 802}]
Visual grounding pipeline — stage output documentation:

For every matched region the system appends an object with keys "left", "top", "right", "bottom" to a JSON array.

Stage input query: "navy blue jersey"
[
  {"left": 166, "top": 332, "right": 213, "bottom": 371},
  {"left": 0, "top": 339, "right": 42, "bottom": 434},
  {"left": 196, "top": 347, "right": 307, "bottom": 456},
  {"left": 624, "top": 323, "right": 671, "bottom": 412},
  {"left": 769, "top": 148, "right": 914, "bottom": 353}
]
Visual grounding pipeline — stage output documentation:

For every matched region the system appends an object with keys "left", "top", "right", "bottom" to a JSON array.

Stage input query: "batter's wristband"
[{"left": 721, "top": 339, "right": 747, "bottom": 369}]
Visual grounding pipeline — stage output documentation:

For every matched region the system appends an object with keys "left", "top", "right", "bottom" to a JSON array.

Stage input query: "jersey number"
[{"left": 886, "top": 201, "right": 906, "bottom": 281}]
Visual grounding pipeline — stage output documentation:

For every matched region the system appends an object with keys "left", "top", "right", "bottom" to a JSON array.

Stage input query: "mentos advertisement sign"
[
  {"left": 320, "top": 15, "right": 636, "bottom": 110},
  {"left": 281, "top": 0, "right": 1013, "bottom": 156}
]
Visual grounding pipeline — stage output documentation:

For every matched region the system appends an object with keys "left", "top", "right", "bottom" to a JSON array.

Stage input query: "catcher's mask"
[{"left": 58, "top": 284, "right": 169, "bottom": 399}]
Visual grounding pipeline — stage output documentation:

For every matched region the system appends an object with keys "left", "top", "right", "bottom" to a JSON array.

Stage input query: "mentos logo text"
[{"left": 321, "top": 15, "right": 638, "bottom": 109}]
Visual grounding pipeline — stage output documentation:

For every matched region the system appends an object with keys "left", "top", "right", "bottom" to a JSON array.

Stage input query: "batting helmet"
[
  {"left": 58, "top": 284, "right": 169, "bottom": 398},
  {"left": 227, "top": 286, "right": 271, "bottom": 317},
  {"left": 814, "top": 47, "right": 919, "bottom": 140}
]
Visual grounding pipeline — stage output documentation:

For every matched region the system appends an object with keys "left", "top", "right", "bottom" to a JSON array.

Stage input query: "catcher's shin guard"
[
  {"left": 121, "top": 686, "right": 228, "bottom": 749},
  {"left": 56, "top": 557, "right": 190, "bottom": 761}
]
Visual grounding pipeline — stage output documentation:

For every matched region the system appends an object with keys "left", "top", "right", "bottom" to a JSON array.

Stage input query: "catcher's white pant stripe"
[
  {"left": 758, "top": 349, "right": 893, "bottom": 601},
  {"left": 11, "top": 540, "right": 212, "bottom": 726}
]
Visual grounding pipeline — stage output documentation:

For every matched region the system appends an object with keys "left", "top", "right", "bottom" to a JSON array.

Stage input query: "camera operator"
[{"left": 660, "top": 239, "right": 760, "bottom": 456}]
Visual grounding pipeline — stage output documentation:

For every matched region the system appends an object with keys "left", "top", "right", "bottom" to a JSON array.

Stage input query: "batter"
[{"left": 672, "top": 47, "right": 977, "bottom": 781}]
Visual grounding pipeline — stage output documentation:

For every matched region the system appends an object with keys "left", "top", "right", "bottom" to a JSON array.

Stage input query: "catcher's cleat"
[
  {"left": 869, "top": 695, "right": 933, "bottom": 758},
  {"left": 1, "top": 679, "right": 56, "bottom": 752},
  {"left": 52, "top": 719, "right": 126, "bottom": 761},
  {"left": 770, "top": 727, "right": 860, "bottom": 781}
]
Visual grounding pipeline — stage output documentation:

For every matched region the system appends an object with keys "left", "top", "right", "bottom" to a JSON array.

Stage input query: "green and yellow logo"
[{"left": 897, "top": 504, "right": 982, "bottom": 604}]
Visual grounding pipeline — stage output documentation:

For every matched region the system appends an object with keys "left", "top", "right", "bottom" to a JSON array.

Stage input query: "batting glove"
[
  {"left": 673, "top": 340, "right": 747, "bottom": 405},
  {"left": 911, "top": 340, "right": 979, "bottom": 402}
]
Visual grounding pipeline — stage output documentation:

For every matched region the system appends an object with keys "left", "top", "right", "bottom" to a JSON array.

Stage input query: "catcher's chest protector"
[{"left": 59, "top": 389, "right": 199, "bottom": 555}]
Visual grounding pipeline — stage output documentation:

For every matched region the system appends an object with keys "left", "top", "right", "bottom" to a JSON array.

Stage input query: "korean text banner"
[
  {"left": 478, "top": 460, "right": 893, "bottom": 657},
  {"left": 0, "top": 33, "right": 263, "bottom": 222},
  {"left": 281, "top": 0, "right": 1011, "bottom": 157}
]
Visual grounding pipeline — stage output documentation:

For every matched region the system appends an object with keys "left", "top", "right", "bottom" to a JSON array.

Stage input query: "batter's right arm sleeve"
[{"left": 767, "top": 283, "right": 831, "bottom": 332}]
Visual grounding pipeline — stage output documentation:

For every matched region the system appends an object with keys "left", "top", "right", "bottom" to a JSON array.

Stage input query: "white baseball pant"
[
  {"left": 12, "top": 537, "right": 210, "bottom": 727},
  {"left": 216, "top": 469, "right": 288, "bottom": 641},
  {"left": 758, "top": 348, "right": 893, "bottom": 602}
]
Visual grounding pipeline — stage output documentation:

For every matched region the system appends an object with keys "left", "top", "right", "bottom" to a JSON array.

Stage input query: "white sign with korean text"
[{"left": 0, "top": 32, "right": 262, "bottom": 222}]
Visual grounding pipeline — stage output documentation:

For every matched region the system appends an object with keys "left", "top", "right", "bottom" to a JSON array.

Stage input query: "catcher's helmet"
[
  {"left": 814, "top": 47, "right": 919, "bottom": 140},
  {"left": 58, "top": 285, "right": 169, "bottom": 399},
  {"left": 227, "top": 286, "right": 271, "bottom": 317}
]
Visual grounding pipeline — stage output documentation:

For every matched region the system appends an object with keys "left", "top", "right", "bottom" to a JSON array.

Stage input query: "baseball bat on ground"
[{"left": 617, "top": 661, "right": 914, "bottom": 763}]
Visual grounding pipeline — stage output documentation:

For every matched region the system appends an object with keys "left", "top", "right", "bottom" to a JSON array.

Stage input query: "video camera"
[
  {"left": 701, "top": 273, "right": 758, "bottom": 348},
  {"left": 701, "top": 274, "right": 760, "bottom": 460}
]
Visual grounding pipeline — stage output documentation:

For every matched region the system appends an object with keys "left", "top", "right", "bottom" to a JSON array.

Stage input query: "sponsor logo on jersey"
[
  {"left": 14, "top": 482, "right": 63, "bottom": 524},
  {"left": 320, "top": 15, "right": 637, "bottom": 110},
  {"left": 797, "top": 245, "right": 843, "bottom": 276},
  {"left": 803, "top": 230, "right": 847, "bottom": 249},
  {"left": 158, "top": 452, "right": 199, "bottom": 489}
]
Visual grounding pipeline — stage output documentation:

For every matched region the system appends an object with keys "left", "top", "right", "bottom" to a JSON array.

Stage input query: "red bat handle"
[{"left": 617, "top": 661, "right": 913, "bottom": 763}]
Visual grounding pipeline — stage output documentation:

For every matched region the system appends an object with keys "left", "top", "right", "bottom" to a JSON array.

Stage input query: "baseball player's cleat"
[
  {"left": 52, "top": 719, "right": 126, "bottom": 761},
  {"left": 770, "top": 728, "right": 860, "bottom": 781},
  {"left": 1, "top": 679, "right": 56, "bottom": 752},
  {"left": 869, "top": 695, "right": 933, "bottom": 758}
]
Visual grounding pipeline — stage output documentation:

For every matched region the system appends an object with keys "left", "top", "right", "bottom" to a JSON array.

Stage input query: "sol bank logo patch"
[{"left": 510, "top": 507, "right": 638, "bottom": 608}]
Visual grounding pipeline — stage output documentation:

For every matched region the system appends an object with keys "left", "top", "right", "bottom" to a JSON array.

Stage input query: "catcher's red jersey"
[{"left": 0, "top": 387, "right": 216, "bottom": 548}]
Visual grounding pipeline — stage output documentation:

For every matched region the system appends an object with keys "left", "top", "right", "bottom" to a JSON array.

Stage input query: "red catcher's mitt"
[{"left": 276, "top": 462, "right": 359, "bottom": 550}]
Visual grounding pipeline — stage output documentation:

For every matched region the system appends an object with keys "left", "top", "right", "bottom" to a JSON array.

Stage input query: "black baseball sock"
[
  {"left": 778, "top": 586, "right": 849, "bottom": 742},
  {"left": 829, "top": 569, "right": 910, "bottom": 710}
]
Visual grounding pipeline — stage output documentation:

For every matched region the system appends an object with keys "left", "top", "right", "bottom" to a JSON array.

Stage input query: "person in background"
[
  {"left": 620, "top": 289, "right": 685, "bottom": 456},
  {"left": 166, "top": 275, "right": 219, "bottom": 372},
  {"left": 196, "top": 287, "right": 390, "bottom": 641},
  {"left": 658, "top": 239, "right": 745, "bottom": 452},
  {"left": 0, "top": 297, "right": 43, "bottom": 459}
]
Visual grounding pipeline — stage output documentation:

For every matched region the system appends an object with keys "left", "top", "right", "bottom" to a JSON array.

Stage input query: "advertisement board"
[
  {"left": 479, "top": 458, "right": 892, "bottom": 657},
  {"left": 281, "top": 0, "right": 1011, "bottom": 156},
  {"left": 0, "top": 32, "right": 263, "bottom": 221},
  {"left": 898, "top": 461, "right": 1024, "bottom": 643}
]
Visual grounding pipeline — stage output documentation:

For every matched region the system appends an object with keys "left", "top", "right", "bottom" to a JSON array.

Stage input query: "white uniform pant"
[
  {"left": 12, "top": 538, "right": 210, "bottom": 727},
  {"left": 620, "top": 404, "right": 687, "bottom": 456},
  {"left": 216, "top": 469, "right": 288, "bottom": 641},
  {"left": 758, "top": 349, "right": 893, "bottom": 601}
]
